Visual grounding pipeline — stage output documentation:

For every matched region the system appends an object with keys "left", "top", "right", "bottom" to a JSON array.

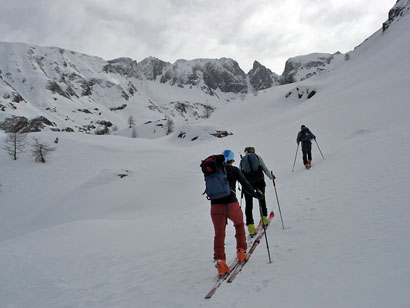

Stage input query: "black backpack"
[{"left": 301, "top": 130, "right": 312, "bottom": 142}]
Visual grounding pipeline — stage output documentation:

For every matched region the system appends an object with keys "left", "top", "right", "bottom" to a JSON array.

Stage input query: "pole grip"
[{"left": 271, "top": 171, "right": 276, "bottom": 186}]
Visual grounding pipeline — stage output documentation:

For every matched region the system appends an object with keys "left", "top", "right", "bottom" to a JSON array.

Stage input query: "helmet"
[
  {"left": 244, "top": 146, "right": 255, "bottom": 154},
  {"left": 222, "top": 149, "right": 235, "bottom": 163},
  {"left": 301, "top": 125, "right": 306, "bottom": 129}
]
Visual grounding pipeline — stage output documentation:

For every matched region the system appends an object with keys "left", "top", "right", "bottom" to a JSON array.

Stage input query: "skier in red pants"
[{"left": 210, "top": 150, "right": 263, "bottom": 276}]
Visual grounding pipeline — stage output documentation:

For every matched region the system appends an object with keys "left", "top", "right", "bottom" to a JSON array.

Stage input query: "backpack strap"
[{"left": 247, "top": 155, "right": 254, "bottom": 172}]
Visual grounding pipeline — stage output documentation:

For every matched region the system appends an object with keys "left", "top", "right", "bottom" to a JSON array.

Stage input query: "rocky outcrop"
[
  {"left": 135, "top": 57, "right": 169, "bottom": 80},
  {"left": 383, "top": 0, "right": 410, "bottom": 32},
  {"left": 103, "top": 57, "right": 139, "bottom": 77},
  {"left": 248, "top": 61, "right": 280, "bottom": 91},
  {"left": 281, "top": 53, "right": 344, "bottom": 84},
  {"left": 160, "top": 58, "right": 247, "bottom": 94},
  {"left": 0, "top": 116, "right": 56, "bottom": 133}
]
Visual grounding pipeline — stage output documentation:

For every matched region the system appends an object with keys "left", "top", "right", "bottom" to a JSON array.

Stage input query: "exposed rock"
[
  {"left": 0, "top": 116, "right": 28, "bottom": 132},
  {"left": 110, "top": 104, "right": 127, "bottom": 111},
  {"left": 0, "top": 116, "right": 56, "bottom": 133},
  {"left": 104, "top": 57, "right": 139, "bottom": 77},
  {"left": 160, "top": 58, "right": 247, "bottom": 94},
  {"left": 248, "top": 61, "right": 280, "bottom": 91},
  {"left": 383, "top": 0, "right": 410, "bottom": 32},
  {"left": 210, "top": 130, "right": 233, "bottom": 138},
  {"left": 281, "top": 54, "right": 332, "bottom": 84},
  {"left": 77, "top": 108, "right": 92, "bottom": 114},
  {"left": 46, "top": 81, "right": 72, "bottom": 99},
  {"left": 97, "top": 120, "right": 113, "bottom": 127},
  {"left": 136, "top": 57, "right": 169, "bottom": 80},
  {"left": 285, "top": 87, "right": 317, "bottom": 102},
  {"left": 62, "top": 127, "right": 74, "bottom": 132}
]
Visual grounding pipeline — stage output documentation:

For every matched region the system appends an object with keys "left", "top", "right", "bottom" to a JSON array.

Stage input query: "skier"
[
  {"left": 209, "top": 150, "right": 264, "bottom": 276},
  {"left": 240, "top": 147, "right": 275, "bottom": 236},
  {"left": 296, "top": 125, "right": 316, "bottom": 169}
]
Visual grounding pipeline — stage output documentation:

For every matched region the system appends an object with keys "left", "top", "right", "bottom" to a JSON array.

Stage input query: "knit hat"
[
  {"left": 222, "top": 149, "right": 235, "bottom": 163},
  {"left": 244, "top": 146, "right": 255, "bottom": 154}
]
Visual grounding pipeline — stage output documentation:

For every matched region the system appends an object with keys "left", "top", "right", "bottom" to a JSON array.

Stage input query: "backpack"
[
  {"left": 200, "top": 155, "right": 231, "bottom": 200},
  {"left": 240, "top": 153, "right": 264, "bottom": 184},
  {"left": 301, "top": 130, "right": 311, "bottom": 142}
]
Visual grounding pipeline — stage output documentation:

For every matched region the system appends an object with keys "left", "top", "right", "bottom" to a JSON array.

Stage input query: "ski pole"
[
  {"left": 259, "top": 202, "right": 272, "bottom": 263},
  {"left": 271, "top": 171, "right": 285, "bottom": 230},
  {"left": 239, "top": 185, "right": 244, "bottom": 208},
  {"left": 292, "top": 143, "right": 299, "bottom": 172},
  {"left": 239, "top": 154, "right": 244, "bottom": 208},
  {"left": 314, "top": 139, "right": 325, "bottom": 160}
]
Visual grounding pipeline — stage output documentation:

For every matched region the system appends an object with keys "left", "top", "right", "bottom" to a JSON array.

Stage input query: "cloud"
[{"left": 0, "top": 0, "right": 394, "bottom": 73}]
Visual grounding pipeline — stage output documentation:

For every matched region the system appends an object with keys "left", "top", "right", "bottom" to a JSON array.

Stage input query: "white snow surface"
[{"left": 1, "top": 10, "right": 410, "bottom": 308}]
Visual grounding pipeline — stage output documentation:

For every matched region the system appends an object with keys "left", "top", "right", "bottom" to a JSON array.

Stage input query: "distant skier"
[
  {"left": 296, "top": 125, "right": 316, "bottom": 169},
  {"left": 240, "top": 147, "right": 275, "bottom": 236},
  {"left": 201, "top": 150, "right": 263, "bottom": 277}
]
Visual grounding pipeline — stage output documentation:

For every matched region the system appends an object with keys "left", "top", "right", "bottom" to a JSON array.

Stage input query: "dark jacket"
[
  {"left": 297, "top": 127, "right": 316, "bottom": 144},
  {"left": 211, "top": 164, "right": 257, "bottom": 205}
]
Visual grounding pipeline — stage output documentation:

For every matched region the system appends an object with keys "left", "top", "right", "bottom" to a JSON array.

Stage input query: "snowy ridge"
[
  {"left": 0, "top": 43, "right": 346, "bottom": 135},
  {"left": 383, "top": 0, "right": 410, "bottom": 31},
  {"left": 281, "top": 52, "right": 347, "bottom": 84},
  {"left": 0, "top": 43, "right": 232, "bottom": 138}
]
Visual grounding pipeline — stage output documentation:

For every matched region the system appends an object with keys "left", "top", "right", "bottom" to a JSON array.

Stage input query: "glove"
[
  {"left": 271, "top": 173, "right": 276, "bottom": 180},
  {"left": 255, "top": 189, "right": 264, "bottom": 200}
]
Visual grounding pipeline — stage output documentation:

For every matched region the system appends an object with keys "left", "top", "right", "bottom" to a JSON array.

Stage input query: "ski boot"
[
  {"left": 237, "top": 248, "right": 248, "bottom": 262},
  {"left": 216, "top": 259, "right": 230, "bottom": 277},
  {"left": 263, "top": 216, "right": 269, "bottom": 226},
  {"left": 247, "top": 224, "right": 257, "bottom": 236}
]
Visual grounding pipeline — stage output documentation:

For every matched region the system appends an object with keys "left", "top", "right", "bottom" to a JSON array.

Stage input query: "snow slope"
[{"left": 1, "top": 5, "right": 410, "bottom": 308}]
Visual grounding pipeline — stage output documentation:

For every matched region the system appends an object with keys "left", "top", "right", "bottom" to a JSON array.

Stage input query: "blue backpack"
[
  {"left": 240, "top": 153, "right": 264, "bottom": 184},
  {"left": 200, "top": 155, "right": 231, "bottom": 200}
]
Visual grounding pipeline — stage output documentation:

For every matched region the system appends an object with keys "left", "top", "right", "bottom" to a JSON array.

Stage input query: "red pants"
[{"left": 210, "top": 202, "right": 247, "bottom": 260}]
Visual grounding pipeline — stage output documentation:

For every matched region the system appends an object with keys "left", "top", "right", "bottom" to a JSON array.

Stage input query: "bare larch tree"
[
  {"left": 3, "top": 132, "right": 27, "bottom": 160},
  {"left": 31, "top": 136, "right": 55, "bottom": 163},
  {"left": 128, "top": 115, "right": 135, "bottom": 128}
]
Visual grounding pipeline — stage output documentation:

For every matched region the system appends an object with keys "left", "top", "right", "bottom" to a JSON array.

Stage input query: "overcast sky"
[{"left": 0, "top": 0, "right": 393, "bottom": 73}]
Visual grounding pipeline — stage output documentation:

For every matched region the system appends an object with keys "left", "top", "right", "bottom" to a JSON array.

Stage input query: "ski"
[
  {"left": 204, "top": 258, "right": 240, "bottom": 299},
  {"left": 204, "top": 211, "right": 274, "bottom": 299},
  {"left": 227, "top": 211, "right": 274, "bottom": 283},
  {"left": 247, "top": 210, "right": 274, "bottom": 240},
  {"left": 227, "top": 232, "right": 263, "bottom": 282}
]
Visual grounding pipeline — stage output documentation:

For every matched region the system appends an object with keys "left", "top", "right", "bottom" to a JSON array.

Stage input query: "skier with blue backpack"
[
  {"left": 200, "top": 150, "right": 264, "bottom": 277},
  {"left": 296, "top": 125, "right": 316, "bottom": 169},
  {"left": 240, "top": 147, "right": 276, "bottom": 236}
]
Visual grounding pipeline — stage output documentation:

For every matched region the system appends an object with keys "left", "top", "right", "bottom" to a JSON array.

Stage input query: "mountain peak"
[
  {"left": 248, "top": 60, "right": 280, "bottom": 91},
  {"left": 383, "top": 0, "right": 410, "bottom": 32}
]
